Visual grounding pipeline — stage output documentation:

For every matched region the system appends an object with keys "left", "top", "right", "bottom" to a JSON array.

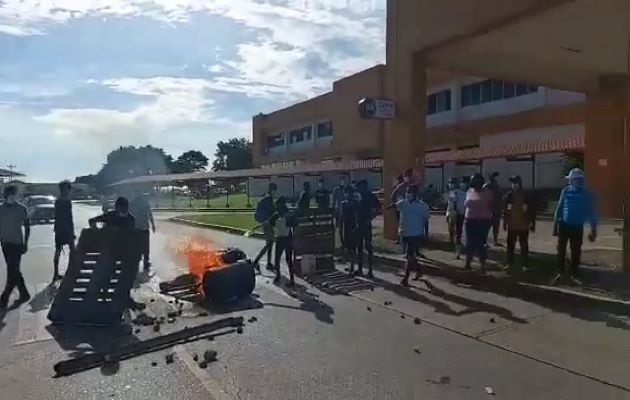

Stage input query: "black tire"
[{"left": 202, "top": 261, "right": 255, "bottom": 304}]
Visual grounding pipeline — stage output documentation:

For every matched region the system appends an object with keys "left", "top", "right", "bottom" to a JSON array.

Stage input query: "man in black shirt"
[
  {"left": 89, "top": 197, "right": 135, "bottom": 229},
  {"left": 297, "top": 181, "right": 311, "bottom": 217},
  {"left": 53, "top": 180, "right": 75, "bottom": 281},
  {"left": 355, "top": 180, "right": 380, "bottom": 277},
  {"left": 314, "top": 178, "right": 330, "bottom": 214},
  {"left": 339, "top": 187, "right": 359, "bottom": 273}
]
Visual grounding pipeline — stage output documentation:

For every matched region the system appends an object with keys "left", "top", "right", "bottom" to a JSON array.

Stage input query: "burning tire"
[{"left": 202, "top": 260, "right": 255, "bottom": 304}]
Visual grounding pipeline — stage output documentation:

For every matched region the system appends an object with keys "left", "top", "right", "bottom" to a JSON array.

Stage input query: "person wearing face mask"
[
  {"left": 464, "top": 173, "right": 493, "bottom": 273},
  {"left": 503, "top": 175, "right": 536, "bottom": 271},
  {"left": 552, "top": 168, "right": 597, "bottom": 284},
  {"left": 89, "top": 196, "right": 135, "bottom": 229},
  {"left": 387, "top": 185, "right": 430, "bottom": 286},
  {"left": 0, "top": 185, "right": 31, "bottom": 310},
  {"left": 445, "top": 177, "right": 466, "bottom": 259}
]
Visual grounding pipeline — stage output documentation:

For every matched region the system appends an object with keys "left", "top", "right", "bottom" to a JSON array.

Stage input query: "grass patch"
[
  {"left": 180, "top": 212, "right": 256, "bottom": 231},
  {"left": 153, "top": 193, "right": 261, "bottom": 209}
]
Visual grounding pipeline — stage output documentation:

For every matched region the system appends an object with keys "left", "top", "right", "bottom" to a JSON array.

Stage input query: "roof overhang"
[{"left": 402, "top": 0, "right": 630, "bottom": 92}]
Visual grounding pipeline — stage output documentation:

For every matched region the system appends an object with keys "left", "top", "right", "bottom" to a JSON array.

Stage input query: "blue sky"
[{"left": 0, "top": 0, "right": 385, "bottom": 181}]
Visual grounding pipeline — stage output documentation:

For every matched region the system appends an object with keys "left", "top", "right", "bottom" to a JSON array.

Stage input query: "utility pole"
[{"left": 6, "top": 163, "right": 16, "bottom": 182}]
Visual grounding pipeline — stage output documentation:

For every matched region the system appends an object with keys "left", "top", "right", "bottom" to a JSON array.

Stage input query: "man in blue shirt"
[
  {"left": 387, "top": 185, "right": 430, "bottom": 286},
  {"left": 552, "top": 168, "right": 597, "bottom": 284}
]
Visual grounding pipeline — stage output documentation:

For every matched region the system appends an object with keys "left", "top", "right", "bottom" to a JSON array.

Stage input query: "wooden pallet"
[
  {"left": 48, "top": 228, "right": 143, "bottom": 326},
  {"left": 293, "top": 212, "right": 336, "bottom": 275}
]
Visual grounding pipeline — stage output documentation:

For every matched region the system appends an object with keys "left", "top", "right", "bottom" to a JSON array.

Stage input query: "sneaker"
[
  {"left": 287, "top": 279, "right": 295, "bottom": 287},
  {"left": 412, "top": 274, "right": 422, "bottom": 281},
  {"left": 503, "top": 265, "right": 513, "bottom": 272},
  {"left": 273, "top": 275, "right": 281, "bottom": 284},
  {"left": 400, "top": 278, "right": 409, "bottom": 287},
  {"left": 366, "top": 271, "right": 374, "bottom": 279},
  {"left": 18, "top": 292, "right": 31, "bottom": 303},
  {"left": 569, "top": 275, "right": 583, "bottom": 286},
  {"left": 354, "top": 270, "right": 364, "bottom": 277},
  {"left": 550, "top": 274, "right": 564, "bottom": 286},
  {"left": 0, "top": 296, "right": 9, "bottom": 311}
]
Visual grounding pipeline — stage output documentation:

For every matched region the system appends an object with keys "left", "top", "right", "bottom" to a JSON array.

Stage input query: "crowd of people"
[{"left": 0, "top": 182, "right": 156, "bottom": 310}]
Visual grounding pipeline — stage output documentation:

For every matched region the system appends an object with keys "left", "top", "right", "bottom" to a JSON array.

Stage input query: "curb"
[{"left": 168, "top": 217, "right": 629, "bottom": 312}]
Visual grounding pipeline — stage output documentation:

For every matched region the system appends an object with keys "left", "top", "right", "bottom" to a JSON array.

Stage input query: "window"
[
  {"left": 427, "top": 89, "right": 452, "bottom": 115},
  {"left": 289, "top": 129, "right": 303, "bottom": 144},
  {"left": 303, "top": 125, "right": 312, "bottom": 141},
  {"left": 317, "top": 121, "right": 333, "bottom": 138},
  {"left": 267, "top": 134, "right": 285, "bottom": 149},
  {"left": 460, "top": 79, "right": 538, "bottom": 108}
]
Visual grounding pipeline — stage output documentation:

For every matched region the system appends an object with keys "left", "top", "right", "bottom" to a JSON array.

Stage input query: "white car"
[{"left": 25, "top": 195, "right": 56, "bottom": 224}]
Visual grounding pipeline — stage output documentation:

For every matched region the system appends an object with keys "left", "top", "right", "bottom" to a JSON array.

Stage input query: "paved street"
[{"left": 0, "top": 204, "right": 628, "bottom": 399}]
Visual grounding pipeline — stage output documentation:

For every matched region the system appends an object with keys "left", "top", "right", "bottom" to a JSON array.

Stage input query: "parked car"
[{"left": 25, "top": 195, "right": 56, "bottom": 224}]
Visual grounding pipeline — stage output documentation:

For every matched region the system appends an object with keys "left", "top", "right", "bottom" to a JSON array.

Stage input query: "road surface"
[{"left": 0, "top": 204, "right": 628, "bottom": 399}]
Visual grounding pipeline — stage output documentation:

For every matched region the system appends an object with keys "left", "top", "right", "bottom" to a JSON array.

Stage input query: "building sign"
[{"left": 358, "top": 97, "right": 396, "bottom": 120}]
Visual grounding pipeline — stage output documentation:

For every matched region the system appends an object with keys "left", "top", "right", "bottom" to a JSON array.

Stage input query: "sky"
[{"left": 0, "top": 0, "right": 386, "bottom": 181}]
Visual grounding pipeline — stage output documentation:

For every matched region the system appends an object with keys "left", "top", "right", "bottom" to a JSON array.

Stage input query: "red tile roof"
[{"left": 426, "top": 134, "right": 584, "bottom": 164}]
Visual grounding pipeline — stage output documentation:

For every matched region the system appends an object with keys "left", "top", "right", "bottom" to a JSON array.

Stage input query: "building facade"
[{"left": 252, "top": 66, "right": 586, "bottom": 191}]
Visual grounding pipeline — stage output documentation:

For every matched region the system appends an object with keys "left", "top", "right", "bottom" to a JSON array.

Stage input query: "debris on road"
[
  {"left": 400, "top": 315, "right": 406, "bottom": 319},
  {"left": 165, "top": 353, "right": 175, "bottom": 364},
  {"left": 414, "top": 347, "right": 421, "bottom": 354},
  {"left": 485, "top": 386, "right": 495, "bottom": 396},
  {"left": 167, "top": 311, "right": 178, "bottom": 318},
  {"left": 203, "top": 350, "right": 218, "bottom": 363},
  {"left": 133, "top": 313, "right": 156, "bottom": 326},
  {"left": 413, "top": 318, "right": 422, "bottom": 325},
  {"left": 53, "top": 317, "right": 244, "bottom": 377},
  {"left": 153, "top": 323, "right": 161, "bottom": 332},
  {"left": 192, "top": 353, "right": 199, "bottom": 362},
  {"left": 247, "top": 316, "right": 258, "bottom": 323},
  {"left": 151, "top": 361, "right": 158, "bottom": 367},
  {"left": 366, "top": 306, "right": 372, "bottom": 312},
  {"left": 134, "top": 328, "right": 141, "bottom": 334},
  {"left": 384, "top": 301, "right": 393, "bottom": 306},
  {"left": 198, "top": 361, "right": 208, "bottom": 369},
  {"left": 236, "top": 326, "right": 244, "bottom": 334},
  {"left": 167, "top": 317, "right": 176, "bottom": 324},
  {"left": 490, "top": 318, "right": 496, "bottom": 324}
]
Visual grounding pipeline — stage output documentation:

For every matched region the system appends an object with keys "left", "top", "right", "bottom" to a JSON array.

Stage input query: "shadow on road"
[
  {"left": 371, "top": 256, "right": 630, "bottom": 331},
  {"left": 46, "top": 324, "right": 141, "bottom": 359},
  {"left": 265, "top": 280, "right": 335, "bottom": 324}
]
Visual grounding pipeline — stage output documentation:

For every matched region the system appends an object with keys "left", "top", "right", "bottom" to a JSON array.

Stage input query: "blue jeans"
[{"left": 465, "top": 219, "right": 491, "bottom": 263}]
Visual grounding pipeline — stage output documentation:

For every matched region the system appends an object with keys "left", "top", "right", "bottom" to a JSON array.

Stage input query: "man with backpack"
[{"left": 254, "top": 183, "right": 277, "bottom": 271}]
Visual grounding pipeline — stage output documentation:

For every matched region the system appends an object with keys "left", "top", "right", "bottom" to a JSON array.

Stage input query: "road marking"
[
  {"left": 174, "top": 345, "right": 236, "bottom": 400},
  {"left": 14, "top": 283, "right": 55, "bottom": 346}
]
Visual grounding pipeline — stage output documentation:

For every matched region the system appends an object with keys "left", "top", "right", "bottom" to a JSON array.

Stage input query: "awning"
[
  {"left": 425, "top": 134, "right": 584, "bottom": 164},
  {"left": 111, "top": 159, "right": 384, "bottom": 186}
]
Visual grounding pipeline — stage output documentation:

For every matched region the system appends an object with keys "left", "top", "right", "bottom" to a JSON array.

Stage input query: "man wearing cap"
[
  {"left": 552, "top": 168, "right": 597, "bottom": 284},
  {"left": 503, "top": 175, "right": 536, "bottom": 271}
]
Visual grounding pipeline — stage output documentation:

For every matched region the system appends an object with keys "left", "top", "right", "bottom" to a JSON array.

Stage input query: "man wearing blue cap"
[{"left": 552, "top": 168, "right": 597, "bottom": 284}]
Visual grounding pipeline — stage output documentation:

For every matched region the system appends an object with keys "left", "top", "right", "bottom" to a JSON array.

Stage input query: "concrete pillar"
[
  {"left": 585, "top": 75, "right": 630, "bottom": 219},
  {"left": 585, "top": 75, "right": 630, "bottom": 272},
  {"left": 383, "top": 49, "right": 427, "bottom": 239}
]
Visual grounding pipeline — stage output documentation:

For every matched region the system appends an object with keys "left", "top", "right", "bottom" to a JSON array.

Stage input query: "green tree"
[
  {"left": 95, "top": 145, "right": 171, "bottom": 189},
  {"left": 562, "top": 152, "right": 584, "bottom": 176},
  {"left": 212, "top": 138, "right": 253, "bottom": 171},
  {"left": 170, "top": 150, "right": 209, "bottom": 173}
]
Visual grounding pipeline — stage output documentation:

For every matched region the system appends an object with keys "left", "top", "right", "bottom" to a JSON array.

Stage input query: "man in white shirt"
[{"left": 445, "top": 177, "right": 467, "bottom": 259}]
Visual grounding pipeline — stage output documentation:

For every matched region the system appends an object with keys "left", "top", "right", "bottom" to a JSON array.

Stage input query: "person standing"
[
  {"left": 270, "top": 197, "right": 297, "bottom": 286},
  {"left": 339, "top": 186, "right": 359, "bottom": 273},
  {"left": 503, "top": 176, "right": 536, "bottom": 271},
  {"left": 314, "top": 178, "right": 331, "bottom": 214},
  {"left": 391, "top": 169, "right": 415, "bottom": 244},
  {"left": 0, "top": 185, "right": 31, "bottom": 309},
  {"left": 53, "top": 181, "right": 75, "bottom": 282},
  {"left": 131, "top": 192, "right": 156, "bottom": 272},
  {"left": 387, "top": 185, "right": 430, "bottom": 286},
  {"left": 297, "top": 181, "right": 312, "bottom": 217},
  {"left": 254, "top": 183, "right": 277, "bottom": 271},
  {"left": 484, "top": 171, "right": 502, "bottom": 246},
  {"left": 465, "top": 173, "right": 493, "bottom": 273},
  {"left": 89, "top": 197, "right": 136, "bottom": 229},
  {"left": 445, "top": 177, "right": 466, "bottom": 259},
  {"left": 552, "top": 168, "right": 597, "bottom": 284},
  {"left": 355, "top": 180, "right": 380, "bottom": 278},
  {"left": 333, "top": 176, "right": 351, "bottom": 247}
]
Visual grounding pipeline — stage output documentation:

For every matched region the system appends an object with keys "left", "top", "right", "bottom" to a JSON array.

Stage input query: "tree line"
[{"left": 75, "top": 138, "right": 253, "bottom": 190}]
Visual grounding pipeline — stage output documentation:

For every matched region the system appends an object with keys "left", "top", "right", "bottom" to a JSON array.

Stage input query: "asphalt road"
[{"left": 0, "top": 204, "right": 628, "bottom": 400}]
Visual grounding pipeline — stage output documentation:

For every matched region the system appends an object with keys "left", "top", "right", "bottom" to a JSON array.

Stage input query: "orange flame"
[{"left": 171, "top": 236, "right": 226, "bottom": 294}]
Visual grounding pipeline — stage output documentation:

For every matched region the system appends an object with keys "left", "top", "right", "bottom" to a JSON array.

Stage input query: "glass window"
[
  {"left": 481, "top": 80, "right": 492, "bottom": 103},
  {"left": 317, "top": 121, "right": 333, "bottom": 138},
  {"left": 267, "top": 134, "right": 285, "bottom": 148},
  {"left": 461, "top": 85, "right": 471, "bottom": 107},
  {"left": 516, "top": 83, "right": 529, "bottom": 96},
  {"left": 303, "top": 125, "right": 312, "bottom": 141},
  {"left": 289, "top": 129, "right": 303, "bottom": 144},
  {"left": 427, "top": 93, "right": 437, "bottom": 114},
  {"left": 491, "top": 80, "right": 504, "bottom": 101},
  {"left": 436, "top": 90, "right": 451, "bottom": 112},
  {"left": 504, "top": 82, "right": 515, "bottom": 98},
  {"left": 470, "top": 83, "right": 481, "bottom": 105},
  {"left": 528, "top": 84, "right": 539, "bottom": 93}
]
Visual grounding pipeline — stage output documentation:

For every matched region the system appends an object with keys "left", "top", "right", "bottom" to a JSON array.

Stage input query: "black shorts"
[{"left": 402, "top": 236, "right": 424, "bottom": 257}]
